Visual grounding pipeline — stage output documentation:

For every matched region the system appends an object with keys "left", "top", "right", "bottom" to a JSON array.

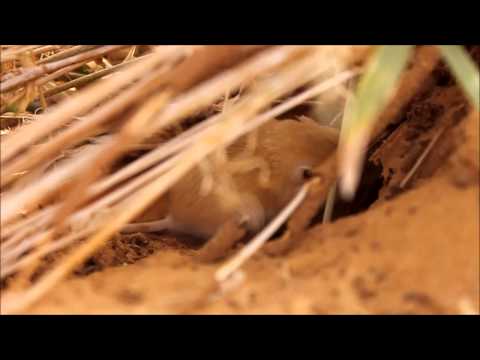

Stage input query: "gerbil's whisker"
[{"left": 215, "top": 183, "right": 309, "bottom": 283}]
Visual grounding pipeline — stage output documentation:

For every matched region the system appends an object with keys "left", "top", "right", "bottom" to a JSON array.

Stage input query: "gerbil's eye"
[{"left": 300, "top": 166, "right": 313, "bottom": 179}]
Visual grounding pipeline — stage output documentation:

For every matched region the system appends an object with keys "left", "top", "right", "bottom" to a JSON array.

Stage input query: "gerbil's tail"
[{"left": 121, "top": 217, "right": 173, "bottom": 234}]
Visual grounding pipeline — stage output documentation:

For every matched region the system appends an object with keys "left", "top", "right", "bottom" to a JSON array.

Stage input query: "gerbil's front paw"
[
  {"left": 262, "top": 232, "right": 296, "bottom": 257},
  {"left": 194, "top": 220, "right": 246, "bottom": 263}
]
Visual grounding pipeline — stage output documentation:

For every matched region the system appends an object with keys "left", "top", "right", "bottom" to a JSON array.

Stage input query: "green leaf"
[
  {"left": 339, "top": 45, "right": 414, "bottom": 198},
  {"left": 346, "top": 45, "right": 414, "bottom": 136},
  {"left": 439, "top": 46, "right": 479, "bottom": 110}
]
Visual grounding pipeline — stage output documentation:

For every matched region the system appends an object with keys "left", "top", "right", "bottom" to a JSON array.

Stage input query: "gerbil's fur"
[{"left": 124, "top": 117, "right": 339, "bottom": 240}]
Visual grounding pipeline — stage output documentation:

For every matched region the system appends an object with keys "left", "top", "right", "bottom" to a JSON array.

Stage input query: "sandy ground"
[
  {"left": 20, "top": 82, "right": 479, "bottom": 314},
  {"left": 24, "top": 173, "right": 479, "bottom": 314}
]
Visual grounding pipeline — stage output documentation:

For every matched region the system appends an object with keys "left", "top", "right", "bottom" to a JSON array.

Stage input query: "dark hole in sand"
[
  {"left": 311, "top": 159, "right": 384, "bottom": 224},
  {"left": 270, "top": 158, "right": 384, "bottom": 241}
]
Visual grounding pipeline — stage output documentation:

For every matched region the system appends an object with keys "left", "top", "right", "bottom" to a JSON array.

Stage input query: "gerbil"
[{"left": 122, "top": 117, "right": 339, "bottom": 258}]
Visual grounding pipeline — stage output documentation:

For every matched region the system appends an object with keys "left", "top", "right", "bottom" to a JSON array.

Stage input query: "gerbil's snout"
[
  {"left": 278, "top": 119, "right": 339, "bottom": 184},
  {"left": 236, "top": 193, "right": 266, "bottom": 233}
]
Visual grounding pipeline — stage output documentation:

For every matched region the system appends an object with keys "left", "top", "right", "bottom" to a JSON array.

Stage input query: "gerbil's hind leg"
[
  {"left": 195, "top": 219, "right": 246, "bottom": 263},
  {"left": 121, "top": 216, "right": 174, "bottom": 234}
]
